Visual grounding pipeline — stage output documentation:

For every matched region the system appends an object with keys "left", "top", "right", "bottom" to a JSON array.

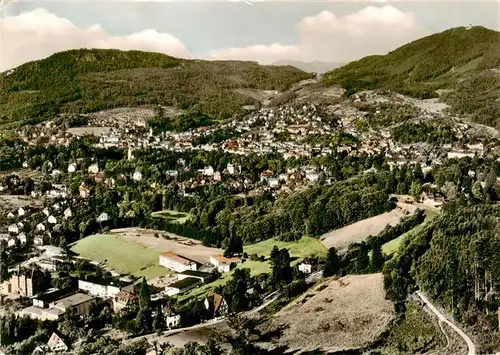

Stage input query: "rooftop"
[
  {"left": 177, "top": 270, "right": 212, "bottom": 278},
  {"left": 212, "top": 254, "right": 243, "bottom": 265},
  {"left": 53, "top": 293, "right": 96, "bottom": 309},
  {"left": 167, "top": 277, "right": 201, "bottom": 290},
  {"left": 161, "top": 251, "right": 196, "bottom": 265}
]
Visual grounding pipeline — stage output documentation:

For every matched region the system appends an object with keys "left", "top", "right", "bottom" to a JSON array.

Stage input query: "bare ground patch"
[
  {"left": 320, "top": 203, "right": 417, "bottom": 251},
  {"left": 110, "top": 227, "right": 222, "bottom": 264},
  {"left": 0, "top": 195, "right": 43, "bottom": 211},
  {"left": 263, "top": 273, "right": 394, "bottom": 353}
]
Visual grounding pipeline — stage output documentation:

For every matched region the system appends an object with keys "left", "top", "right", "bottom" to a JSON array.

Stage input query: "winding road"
[{"left": 416, "top": 291, "right": 476, "bottom": 355}]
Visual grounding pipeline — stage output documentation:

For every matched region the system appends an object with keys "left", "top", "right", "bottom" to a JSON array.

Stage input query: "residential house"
[
  {"left": 68, "top": 163, "right": 77, "bottom": 173},
  {"left": 36, "top": 223, "right": 46, "bottom": 232},
  {"left": 34, "top": 236, "right": 44, "bottom": 246},
  {"left": 159, "top": 252, "right": 197, "bottom": 273},
  {"left": 48, "top": 215, "right": 57, "bottom": 225},
  {"left": 79, "top": 184, "right": 90, "bottom": 198},
  {"left": 96, "top": 212, "right": 109, "bottom": 224},
  {"left": 204, "top": 292, "right": 229, "bottom": 319},
  {"left": 18, "top": 207, "right": 25, "bottom": 217},
  {"left": 112, "top": 291, "right": 138, "bottom": 313},
  {"left": 47, "top": 332, "right": 68, "bottom": 353},
  {"left": 88, "top": 163, "right": 99, "bottom": 174},
  {"left": 213, "top": 171, "right": 222, "bottom": 181},
  {"left": 164, "top": 277, "right": 201, "bottom": 296},
  {"left": 162, "top": 307, "right": 181, "bottom": 329},
  {"left": 133, "top": 171, "right": 143, "bottom": 182},
  {"left": 8, "top": 224, "right": 19, "bottom": 234},
  {"left": 63, "top": 208, "right": 72, "bottom": 219},
  {"left": 7, "top": 212, "right": 14, "bottom": 219},
  {"left": 298, "top": 258, "right": 319, "bottom": 274},
  {"left": 209, "top": 255, "right": 243, "bottom": 273}
]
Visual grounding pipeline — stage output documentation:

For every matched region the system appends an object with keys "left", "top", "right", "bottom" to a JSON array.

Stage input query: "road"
[{"left": 416, "top": 291, "right": 476, "bottom": 355}]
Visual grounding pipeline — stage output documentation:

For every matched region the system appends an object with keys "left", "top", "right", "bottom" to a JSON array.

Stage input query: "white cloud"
[
  {"left": 1, "top": 8, "right": 192, "bottom": 71},
  {"left": 210, "top": 5, "right": 431, "bottom": 64}
]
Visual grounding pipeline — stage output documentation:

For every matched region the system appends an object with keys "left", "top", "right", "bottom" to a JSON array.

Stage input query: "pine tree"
[
  {"left": 323, "top": 247, "right": 340, "bottom": 277},
  {"left": 356, "top": 243, "right": 370, "bottom": 274},
  {"left": 371, "top": 242, "right": 384, "bottom": 272},
  {"left": 139, "top": 277, "right": 151, "bottom": 311},
  {"left": 152, "top": 306, "right": 166, "bottom": 332}
]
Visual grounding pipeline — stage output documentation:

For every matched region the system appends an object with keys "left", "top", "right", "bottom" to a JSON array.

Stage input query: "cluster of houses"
[{"left": 158, "top": 251, "right": 243, "bottom": 297}]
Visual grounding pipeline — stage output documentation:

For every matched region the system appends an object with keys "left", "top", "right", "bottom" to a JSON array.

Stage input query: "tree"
[
  {"left": 270, "top": 247, "right": 293, "bottom": 286},
  {"left": 323, "top": 247, "right": 340, "bottom": 277},
  {"left": 371, "top": 242, "right": 384, "bottom": 272},
  {"left": 409, "top": 181, "right": 422, "bottom": 200},
  {"left": 225, "top": 235, "right": 243, "bottom": 257},
  {"left": 153, "top": 306, "right": 166, "bottom": 332},
  {"left": 139, "top": 277, "right": 151, "bottom": 311},
  {"left": 472, "top": 181, "right": 483, "bottom": 201},
  {"left": 223, "top": 268, "right": 252, "bottom": 313},
  {"left": 355, "top": 243, "right": 370, "bottom": 274}
]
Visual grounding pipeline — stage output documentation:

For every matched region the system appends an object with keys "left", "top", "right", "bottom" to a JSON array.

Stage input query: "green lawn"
[
  {"left": 71, "top": 234, "right": 171, "bottom": 279},
  {"left": 180, "top": 236, "right": 327, "bottom": 301},
  {"left": 151, "top": 210, "right": 193, "bottom": 224},
  {"left": 382, "top": 218, "right": 432, "bottom": 256}
]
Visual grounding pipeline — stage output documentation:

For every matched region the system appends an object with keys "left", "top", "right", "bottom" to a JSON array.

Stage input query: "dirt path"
[{"left": 416, "top": 291, "right": 475, "bottom": 355}]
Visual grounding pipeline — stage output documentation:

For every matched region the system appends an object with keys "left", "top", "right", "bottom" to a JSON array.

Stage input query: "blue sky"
[{"left": 2, "top": 1, "right": 499, "bottom": 71}]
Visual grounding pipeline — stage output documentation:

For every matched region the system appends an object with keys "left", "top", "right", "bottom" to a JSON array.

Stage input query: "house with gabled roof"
[
  {"left": 47, "top": 332, "right": 68, "bottom": 352},
  {"left": 204, "top": 292, "right": 229, "bottom": 319}
]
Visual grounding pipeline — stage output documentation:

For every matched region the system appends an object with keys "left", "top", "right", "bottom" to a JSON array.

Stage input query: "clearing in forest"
[{"left": 263, "top": 273, "right": 394, "bottom": 353}]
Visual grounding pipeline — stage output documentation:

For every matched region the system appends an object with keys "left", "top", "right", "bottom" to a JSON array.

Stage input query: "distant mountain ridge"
[
  {"left": 322, "top": 26, "right": 500, "bottom": 127},
  {"left": 0, "top": 49, "right": 313, "bottom": 128},
  {"left": 272, "top": 60, "right": 343, "bottom": 74}
]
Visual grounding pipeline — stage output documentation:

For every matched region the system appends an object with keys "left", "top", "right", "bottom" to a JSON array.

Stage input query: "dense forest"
[
  {"left": 383, "top": 199, "right": 500, "bottom": 352},
  {"left": 0, "top": 49, "right": 313, "bottom": 127},
  {"left": 323, "top": 26, "right": 500, "bottom": 127}
]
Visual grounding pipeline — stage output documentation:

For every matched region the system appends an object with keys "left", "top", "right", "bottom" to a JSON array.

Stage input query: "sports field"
[{"left": 72, "top": 234, "right": 170, "bottom": 279}]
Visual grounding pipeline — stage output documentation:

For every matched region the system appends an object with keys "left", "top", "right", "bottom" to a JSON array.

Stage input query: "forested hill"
[
  {"left": 384, "top": 199, "right": 500, "bottom": 351},
  {"left": 323, "top": 26, "right": 500, "bottom": 128},
  {"left": 0, "top": 49, "right": 313, "bottom": 127}
]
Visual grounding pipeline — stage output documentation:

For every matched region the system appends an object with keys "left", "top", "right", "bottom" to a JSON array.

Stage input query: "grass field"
[
  {"left": 151, "top": 210, "right": 193, "bottom": 224},
  {"left": 181, "top": 236, "right": 327, "bottom": 301},
  {"left": 71, "top": 234, "right": 170, "bottom": 279},
  {"left": 382, "top": 216, "right": 435, "bottom": 256},
  {"left": 377, "top": 300, "right": 446, "bottom": 354},
  {"left": 262, "top": 274, "right": 394, "bottom": 352}
]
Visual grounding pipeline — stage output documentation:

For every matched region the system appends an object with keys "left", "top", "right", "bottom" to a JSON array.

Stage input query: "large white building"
[
  {"left": 209, "top": 255, "right": 243, "bottom": 273},
  {"left": 78, "top": 278, "right": 121, "bottom": 298},
  {"left": 159, "top": 252, "right": 197, "bottom": 273}
]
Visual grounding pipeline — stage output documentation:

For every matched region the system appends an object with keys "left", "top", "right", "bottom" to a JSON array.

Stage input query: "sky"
[{"left": 1, "top": 0, "right": 499, "bottom": 71}]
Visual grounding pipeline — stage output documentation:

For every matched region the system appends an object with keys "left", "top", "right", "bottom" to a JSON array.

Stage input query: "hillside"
[
  {"left": 272, "top": 60, "right": 343, "bottom": 74},
  {"left": 0, "top": 49, "right": 313, "bottom": 127},
  {"left": 323, "top": 26, "right": 500, "bottom": 127},
  {"left": 383, "top": 199, "right": 500, "bottom": 352}
]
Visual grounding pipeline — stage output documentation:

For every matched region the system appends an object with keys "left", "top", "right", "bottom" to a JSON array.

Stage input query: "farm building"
[
  {"left": 78, "top": 277, "right": 123, "bottom": 298},
  {"left": 159, "top": 252, "right": 197, "bottom": 273},
  {"left": 164, "top": 277, "right": 201, "bottom": 296},
  {"left": 209, "top": 255, "right": 243, "bottom": 273},
  {"left": 176, "top": 270, "right": 213, "bottom": 284}
]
